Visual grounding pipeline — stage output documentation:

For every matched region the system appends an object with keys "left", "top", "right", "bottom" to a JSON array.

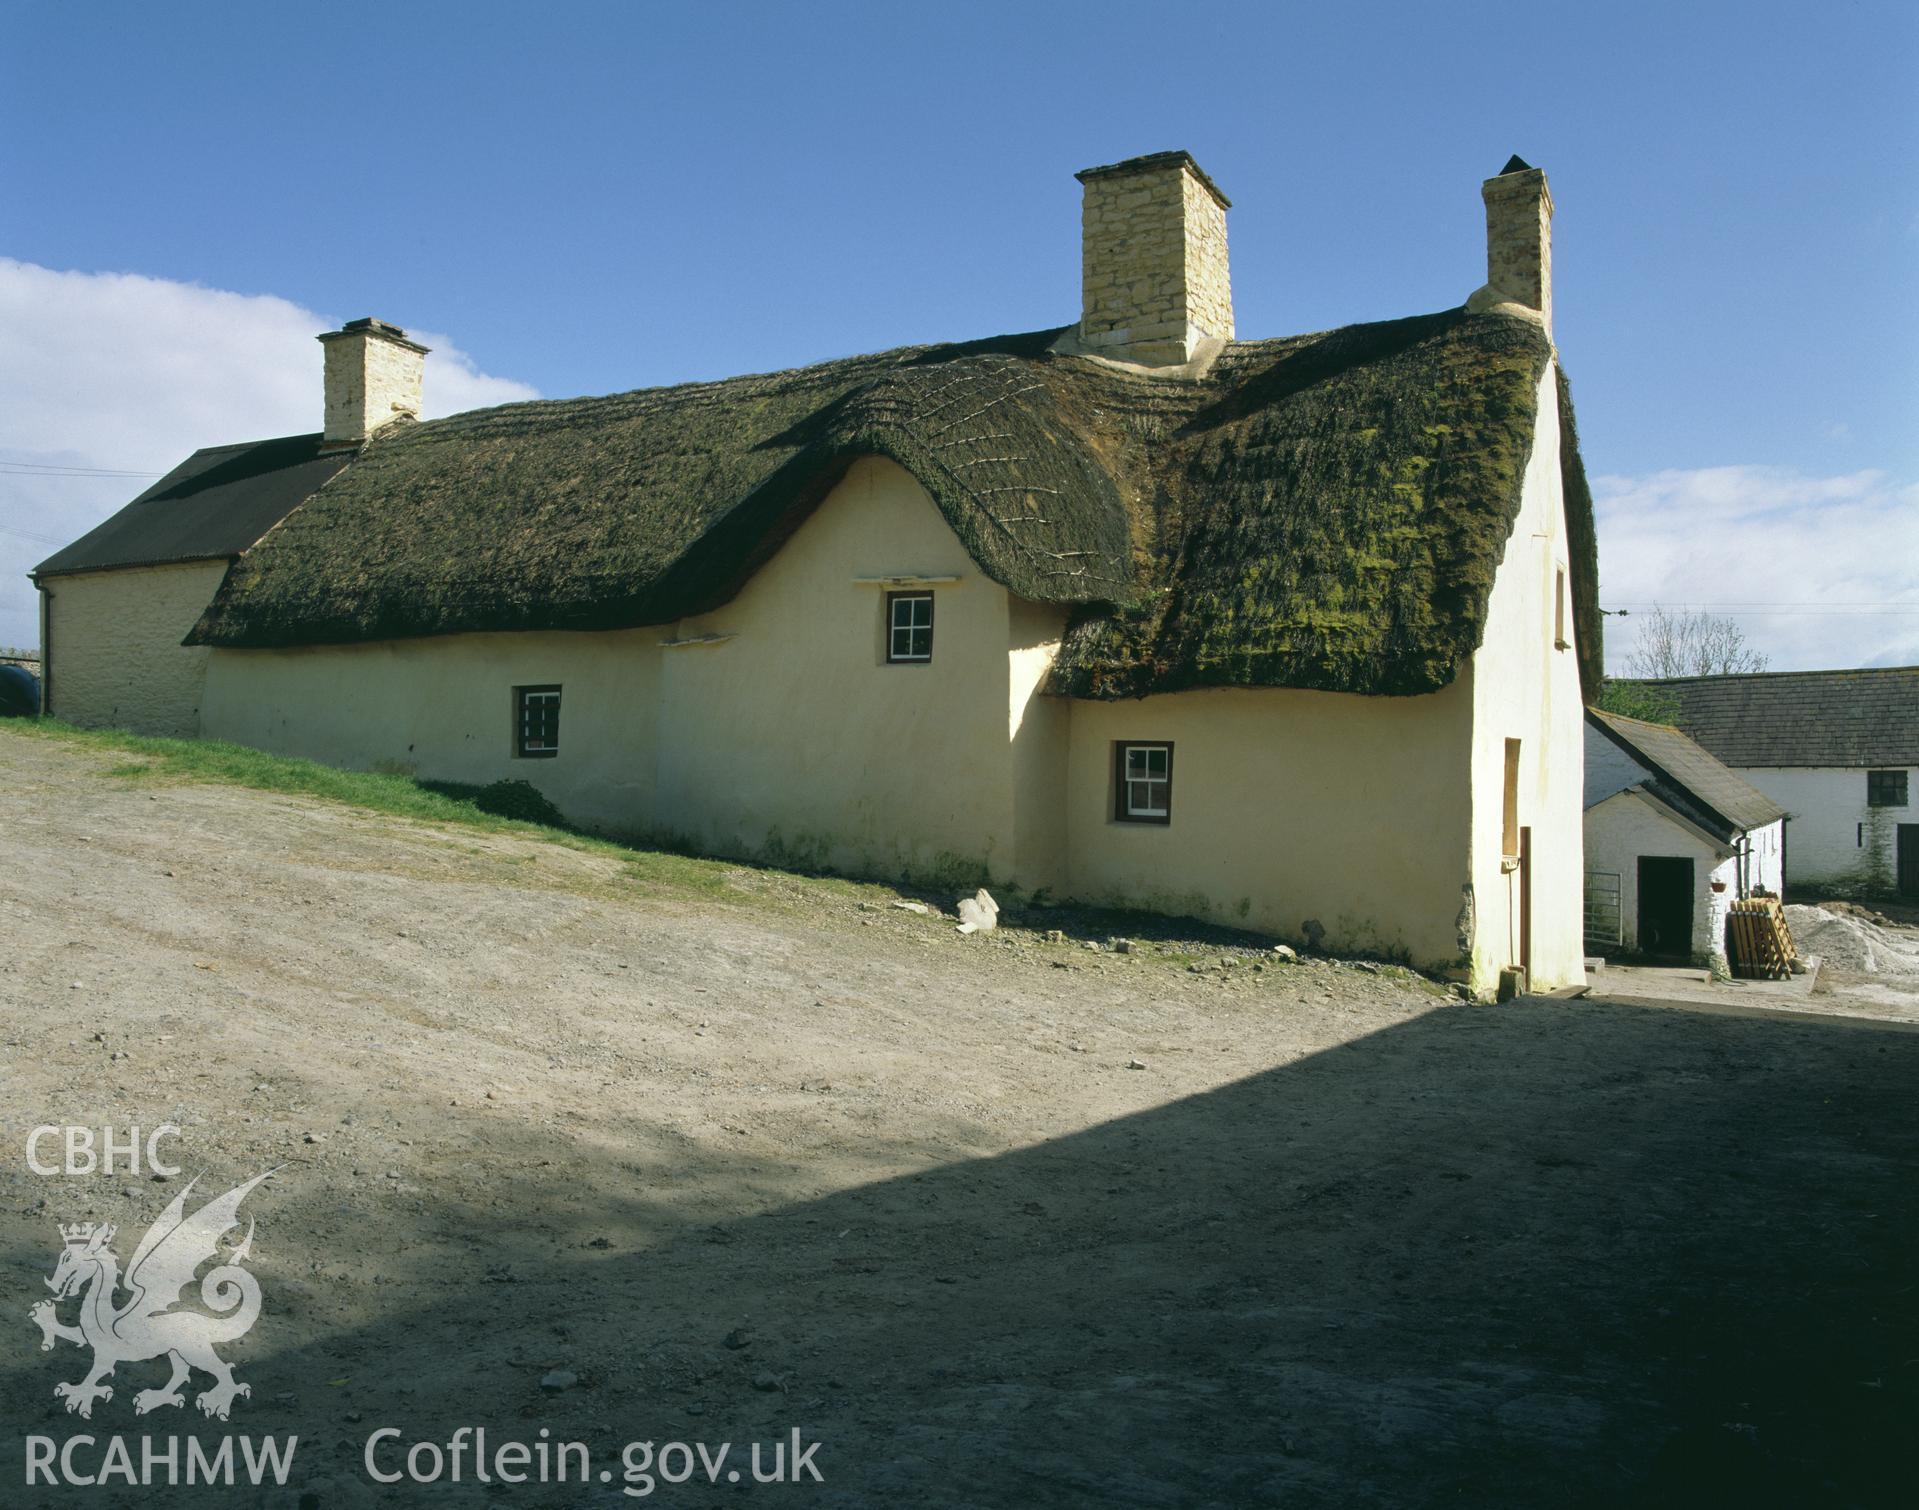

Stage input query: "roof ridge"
[
  {"left": 1637, "top": 666, "right": 1919, "bottom": 683},
  {"left": 405, "top": 307, "right": 1506, "bottom": 437},
  {"left": 1589, "top": 707, "right": 1673, "bottom": 733},
  {"left": 179, "top": 431, "right": 324, "bottom": 457},
  {"left": 412, "top": 330, "right": 1075, "bottom": 434}
]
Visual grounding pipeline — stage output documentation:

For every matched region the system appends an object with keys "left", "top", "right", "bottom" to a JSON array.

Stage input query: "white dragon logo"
[{"left": 27, "top": 1170, "right": 273, "bottom": 1421}]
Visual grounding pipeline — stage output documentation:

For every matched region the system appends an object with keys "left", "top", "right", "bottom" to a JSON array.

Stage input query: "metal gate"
[{"left": 1584, "top": 870, "right": 1622, "bottom": 951}]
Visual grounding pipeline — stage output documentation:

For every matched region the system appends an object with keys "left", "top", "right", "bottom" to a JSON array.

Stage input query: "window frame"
[
  {"left": 1113, "top": 741, "right": 1174, "bottom": 825},
  {"left": 885, "top": 591, "right": 935, "bottom": 665},
  {"left": 514, "top": 684, "right": 562, "bottom": 759},
  {"left": 1866, "top": 768, "right": 1908, "bottom": 808}
]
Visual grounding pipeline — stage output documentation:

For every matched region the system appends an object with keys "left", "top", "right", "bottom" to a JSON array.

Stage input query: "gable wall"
[
  {"left": 39, "top": 561, "right": 231, "bottom": 737},
  {"left": 1584, "top": 790, "right": 1731, "bottom": 961},
  {"left": 1465, "top": 360, "right": 1588, "bottom": 991},
  {"left": 1584, "top": 720, "right": 1650, "bottom": 808}
]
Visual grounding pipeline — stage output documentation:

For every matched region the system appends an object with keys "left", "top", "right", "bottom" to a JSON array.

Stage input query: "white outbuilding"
[
  {"left": 1584, "top": 708, "right": 1786, "bottom": 966},
  {"left": 1627, "top": 670, "right": 1918, "bottom": 900}
]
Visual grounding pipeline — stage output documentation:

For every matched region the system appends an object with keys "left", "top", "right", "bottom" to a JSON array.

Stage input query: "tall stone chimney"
[
  {"left": 1075, "top": 151, "right": 1234, "bottom": 368},
  {"left": 1478, "top": 155, "right": 1554, "bottom": 330},
  {"left": 318, "top": 317, "right": 428, "bottom": 448}
]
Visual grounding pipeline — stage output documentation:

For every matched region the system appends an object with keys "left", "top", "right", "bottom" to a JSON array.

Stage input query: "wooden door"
[
  {"left": 1519, "top": 826, "right": 1533, "bottom": 979},
  {"left": 1899, "top": 825, "right": 1919, "bottom": 897},
  {"left": 1637, "top": 856, "right": 1694, "bottom": 960}
]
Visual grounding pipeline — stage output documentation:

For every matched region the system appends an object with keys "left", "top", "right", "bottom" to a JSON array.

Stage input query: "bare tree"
[{"left": 1623, "top": 605, "right": 1770, "bottom": 678}]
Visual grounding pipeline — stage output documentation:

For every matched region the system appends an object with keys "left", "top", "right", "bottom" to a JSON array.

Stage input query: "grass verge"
[{"left": 3, "top": 720, "right": 744, "bottom": 898}]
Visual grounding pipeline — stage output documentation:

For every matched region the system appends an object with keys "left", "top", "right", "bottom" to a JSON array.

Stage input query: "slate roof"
[
  {"left": 1624, "top": 669, "right": 1919, "bottom": 769},
  {"left": 1587, "top": 707, "right": 1787, "bottom": 840},
  {"left": 180, "top": 307, "right": 1601, "bottom": 701},
  {"left": 33, "top": 435, "right": 350, "bottom": 579}
]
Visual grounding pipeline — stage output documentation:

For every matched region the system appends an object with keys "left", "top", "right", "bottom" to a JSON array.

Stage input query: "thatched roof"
[{"left": 189, "top": 308, "right": 1601, "bottom": 700}]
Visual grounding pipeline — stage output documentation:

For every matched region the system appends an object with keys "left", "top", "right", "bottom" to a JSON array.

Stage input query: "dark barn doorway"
[
  {"left": 1900, "top": 824, "right": 1918, "bottom": 897},
  {"left": 1637, "top": 856, "right": 1695, "bottom": 961}
]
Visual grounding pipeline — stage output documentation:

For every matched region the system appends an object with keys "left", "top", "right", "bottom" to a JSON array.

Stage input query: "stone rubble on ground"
[{"left": 955, "top": 888, "right": 999, "bottom": 935}]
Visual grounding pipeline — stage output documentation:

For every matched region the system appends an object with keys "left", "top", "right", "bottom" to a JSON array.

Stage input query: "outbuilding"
[
  {"left": 1584, "top": 708, "right": 1786, "bottom": 965},
  {"left": 1624, "top": 669, "right": 1919, "bottom": 899}
]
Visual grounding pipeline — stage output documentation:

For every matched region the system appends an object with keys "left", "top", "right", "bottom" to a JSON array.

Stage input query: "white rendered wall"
[
  {"left": 1735, "top": 766, "right": 1916, "bottom": 893},
  {"left": 1584, "top": 791, "right": 1727, "bottom": 961}
]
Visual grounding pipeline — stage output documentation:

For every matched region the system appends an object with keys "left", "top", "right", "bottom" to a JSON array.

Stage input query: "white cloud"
[
  {"left": 0, "top": 258, "right": 537, "bottom": 649},
  {"left": 1595, "top": 465, "right": 1919, "bottom": 673}
]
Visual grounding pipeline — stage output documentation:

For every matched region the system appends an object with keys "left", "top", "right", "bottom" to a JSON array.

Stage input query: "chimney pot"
[{"left": 318, "top": 318, "right": 429, "bottom": 447}]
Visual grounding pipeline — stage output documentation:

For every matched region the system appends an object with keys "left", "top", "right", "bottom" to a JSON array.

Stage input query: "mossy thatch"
[
  {"left": 191, "top": 308, "right": 1597, "bottom": 700},
  {"left": 1047, "top": 311, "right": 1567, "bottom": 697},
  {"left": 1556, "top": 366, "right": 1605, "bottom": 699}
]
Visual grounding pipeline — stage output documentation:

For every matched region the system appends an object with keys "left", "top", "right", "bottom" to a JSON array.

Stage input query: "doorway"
[
  {"left": 1636, "top": 856, "right": 1694, "bottom": 961},
  {"left": 1899, "top": 825, "right": 1919, "bottom": 898}
]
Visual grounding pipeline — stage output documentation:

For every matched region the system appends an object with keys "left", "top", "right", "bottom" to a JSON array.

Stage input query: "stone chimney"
[
  {"left": 1476, "top": 155, "right": 1554, "bottom": 330},
  {"left": 318, "top": 317, "right": 428, "bottom": 447},
  {"left": 1075, "top": 151, "right": 1234, "bottom": 368}
]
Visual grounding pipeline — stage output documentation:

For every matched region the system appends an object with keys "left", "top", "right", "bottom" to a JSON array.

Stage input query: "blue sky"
[{"left": 3, "top": 0, "right": 1914, "bottom": 665}]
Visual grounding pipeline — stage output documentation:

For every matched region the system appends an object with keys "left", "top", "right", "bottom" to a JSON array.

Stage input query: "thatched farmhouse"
[
  {"left": 1619, "top": 669, "right": 1918, "bottom": 898},
  {"left": 1583, "top": 708, "right": 1785, "bottom": 965},
  {"left": 34, "top": 152, "right": 1601, "bottom": 994}
]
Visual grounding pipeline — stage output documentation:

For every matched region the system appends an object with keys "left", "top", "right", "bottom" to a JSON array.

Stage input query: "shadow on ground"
[{"left": 3, "top": 998, "right": 1913, "bottom": 1509}]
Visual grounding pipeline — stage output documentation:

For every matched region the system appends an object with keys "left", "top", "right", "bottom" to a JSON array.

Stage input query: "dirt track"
[{"left": 1, "top": 730, "right": 1915, "bottom": 1508}]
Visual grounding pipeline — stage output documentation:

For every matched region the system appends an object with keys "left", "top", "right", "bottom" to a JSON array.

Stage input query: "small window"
[
  {"left": 1867, "top": 769, "right": 1908, "bottom": 808},
  {"left": 886, "top": 592, "right": 933, "bottom": 663},
  {"left": 1114, "top": 742, "right": 1173, "bottom": 824},
  {"left": 516, "top": 685, "right": 561, "bottom": 758},
  {"left": 1502, "top": 738, "right": 1522, "bottom": 857}
]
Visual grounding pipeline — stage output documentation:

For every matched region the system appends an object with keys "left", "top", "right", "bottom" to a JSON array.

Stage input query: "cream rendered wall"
[
  {"left": 1062, "top": 682, "right": 1475, "bottom": 964},
  {"left": 41, "top": 561, "right": 231, "bottom": 736},
  {"left": 201, "top": 458, "right": 1050, "bottom": 879},
  {"left": 1734, "top": 766, "right": 1916, "bottom": 893},
  {"left": 1464, "top": 361, "right": 1587, "bottom": 992},
  {"left": 652, "top": 457, "right": 1047, "bottom": 884},
  {"left": 1008, "top": 596, "right": 1072, "bottom": 890},
  {"left": 201, "top": 629, "right": 662, "bottom": 832}
]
